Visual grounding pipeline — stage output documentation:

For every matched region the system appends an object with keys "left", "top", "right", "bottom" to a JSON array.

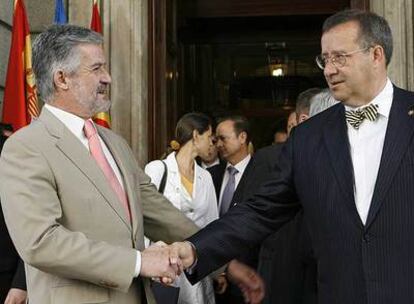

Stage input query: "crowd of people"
[{"left": 1, "top": 8, "right": 413, "bottom": 304}]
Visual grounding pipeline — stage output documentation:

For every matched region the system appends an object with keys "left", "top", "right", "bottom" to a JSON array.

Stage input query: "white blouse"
[
  {"left": 145, "top": 152, "right": 218, "bottom": 304},
  {"left": 145, "top": 152, "right": 218, "bottom": 227}
]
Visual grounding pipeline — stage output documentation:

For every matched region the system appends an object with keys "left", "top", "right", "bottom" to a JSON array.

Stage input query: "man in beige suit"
[{"left": 0, "top": 25, "right": 198, "bottom": 304}]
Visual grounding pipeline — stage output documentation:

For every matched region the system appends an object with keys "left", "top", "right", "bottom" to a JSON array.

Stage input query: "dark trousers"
[{"left": 0, "top": 272, "right": 14, "bottom": 303}]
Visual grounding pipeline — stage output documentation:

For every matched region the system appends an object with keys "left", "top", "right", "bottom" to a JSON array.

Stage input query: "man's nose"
[
  {"left": 102, "top": 68, "right": 112, "bottom": 84},
  {"left": 323, "top": 61, "right": 338, "bottom": 78}
]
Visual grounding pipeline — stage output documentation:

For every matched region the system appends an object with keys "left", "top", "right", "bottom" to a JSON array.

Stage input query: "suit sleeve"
[
  {"left": 138, "top": 168, "right": 199, "bottom": 243},
  {"left": 0, "top": 137, "right": 137, "bottom": 292},
  {"left": 187, "top": 134, "right": 301, "bottom": 281}
]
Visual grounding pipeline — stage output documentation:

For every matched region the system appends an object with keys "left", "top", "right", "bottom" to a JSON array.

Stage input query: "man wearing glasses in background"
[{"left": 168, "top": 9, "right": 414, "bottom": 304}]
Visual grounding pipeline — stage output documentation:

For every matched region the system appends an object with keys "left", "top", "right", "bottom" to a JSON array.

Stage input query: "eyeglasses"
[{"left": 315, "top": 47, "right": 371, "bottom": 70}]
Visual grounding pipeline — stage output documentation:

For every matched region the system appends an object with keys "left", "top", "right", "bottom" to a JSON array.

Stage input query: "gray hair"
[
  {"left": 322, "top": 9, "right": 393, "bottom": 66},
  {"left": 295, "top": 88, "right": 322, "bottom": 116},
  {"left": 309, "top": 88, "right": 339, "bottom": 117},
  {"left": 32, "top": 24, "right": 103, "bottom": 103}
]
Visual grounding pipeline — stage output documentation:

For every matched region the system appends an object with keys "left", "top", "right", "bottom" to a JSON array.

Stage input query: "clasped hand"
[
  {"left": 140, "top": 241, "right": 184, "bottom": 284},
  {"left": 140, "top": 241, "right": 265, "bottom": 304},
  {"left": 140, "top": 241, "right": 194, "bottom": 284}
]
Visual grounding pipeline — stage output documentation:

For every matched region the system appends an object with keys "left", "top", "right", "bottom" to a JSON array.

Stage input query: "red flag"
[
  {"left": 90, "top": 0, "right": 102, "bottom": 33},
  {"left": 90, "top": 0, "right": 111, "bottom": 129},
  {"left": 2, "top": 0, "right": 39, "bottom": 131}
]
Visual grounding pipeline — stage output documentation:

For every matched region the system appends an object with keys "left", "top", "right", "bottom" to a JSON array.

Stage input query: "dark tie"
[
  {"left": 345, "top": 103, "right": 379, "bottom": 130},
  {"left": 220, "top": 166, "right": 238, "bottom": 216}
]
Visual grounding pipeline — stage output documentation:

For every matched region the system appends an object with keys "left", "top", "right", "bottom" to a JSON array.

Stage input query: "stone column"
[
  {"left": 370, "top": 0, "right": 414, "bottom": 90},
  {"left": 69, "top": 0, "right": 149, "bottom": 166}
]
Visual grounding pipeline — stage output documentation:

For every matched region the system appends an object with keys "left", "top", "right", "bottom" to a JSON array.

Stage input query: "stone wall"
[
  {"left": 370, "top": 0, "right": 414, "bottom": 90},
  {"left": 68, "top": 0, "right": 149, "bottom": 166}
]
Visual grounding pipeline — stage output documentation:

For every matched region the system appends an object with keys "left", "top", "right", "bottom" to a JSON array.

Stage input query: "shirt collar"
[
  {"left": 227, "top": 154, "right": 251, "bottom": 175},
  {"left": 344, "top": 78, "right": 393, "bottom": 119},
  {"left": 44, "top": 104, "right": 89, "bottom": 140}
]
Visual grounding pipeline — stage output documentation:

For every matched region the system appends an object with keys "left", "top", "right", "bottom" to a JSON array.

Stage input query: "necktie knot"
[
  {"left": 345, "top": 103, "right": 379, "bottom": 129},
  {"left": 227, "top": 166, "right": 238, "bottom": 176},
  {"left": 83, "top": 119, "right": 97, "bottom": 139}
]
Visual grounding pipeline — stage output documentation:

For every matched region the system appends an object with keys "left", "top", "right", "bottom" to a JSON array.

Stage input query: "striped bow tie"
[{"left": 345, "top": 104, "right": 379, "bottom": 130}]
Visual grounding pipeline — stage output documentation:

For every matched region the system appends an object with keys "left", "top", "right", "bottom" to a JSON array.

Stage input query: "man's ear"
[
  {"left": 239, "top": 131, "right": 247, "bottom": 144},
  {"left": 372, "top": 45, "right": 385, "bottom": 67},
  {"left": 192, "top": 129, "right": 199, "bottom": 141},
  {"left": 298, "top": 114, "right": 309, "bottom": 123},
  {"left": 53, "top": 70, "right": 69, "bottom": 91}
]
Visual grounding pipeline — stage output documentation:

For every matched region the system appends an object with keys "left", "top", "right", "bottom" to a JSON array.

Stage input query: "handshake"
[
  {"left": 140, "top": 241, "right": 265, "bottom": 304},
  {"left": 140, "top": 241, "right": 195, "bottom": 284}
]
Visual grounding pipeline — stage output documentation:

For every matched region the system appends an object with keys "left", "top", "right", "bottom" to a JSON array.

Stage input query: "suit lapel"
[
  {"left": 231, "top": 159, "right": 252, "bottom": 207},
  {"left": 40, "top": 109, "right": 132, "bottom": 231},
  {"left": 99, "top": 129, "right": 139, "bottom": 237},
  {"left": 323, "top": 105, "right": 363, "bottom": 227},
  {"left": 365, "top": 87, "right": 414, "bottom": 228}
]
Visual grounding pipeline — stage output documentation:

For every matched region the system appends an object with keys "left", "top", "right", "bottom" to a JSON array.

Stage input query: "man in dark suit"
[
  {"left": 205, "top": 159, "right": 226, "bottom": 201},
  {"left": 208, "top": 115, "right": 254, "bottom": 303},
  {"left": 168, "top": 10, "right": 413, "bottom": 304},
  {"left": 214, "top": 115, "right": 252, "bottom": 217},
  {"left": 0, "top": 123, "right": 27, "bottom": 304}
]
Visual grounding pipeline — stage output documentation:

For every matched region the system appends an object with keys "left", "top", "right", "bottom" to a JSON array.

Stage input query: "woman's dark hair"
[{"left": 175, "top": 112, "right": 212, "bottom": 145}]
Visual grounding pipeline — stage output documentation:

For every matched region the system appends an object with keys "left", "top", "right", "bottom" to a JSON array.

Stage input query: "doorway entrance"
[{"left": 148, "top": 0, "right": 369, "bottom": 160}]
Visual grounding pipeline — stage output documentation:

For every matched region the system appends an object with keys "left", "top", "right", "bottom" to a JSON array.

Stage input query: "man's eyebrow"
[
  {"left": 87, "top": 62, "right": 106, "bottom": 69},
  {"left": 322, "top": 50, "right": 347, "bottom": 56}
]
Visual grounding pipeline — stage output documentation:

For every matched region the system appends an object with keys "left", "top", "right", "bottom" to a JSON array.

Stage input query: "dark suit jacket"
[
  {"left": 258, "top": 211, "right": 317, "bottom": 304},
  {"left": 224, "top": 145, "right": 283, "bottom": 303},
  {"left": 230, "top": 144, "right": 316, "bottom": 304},
  {"left": 0, "top": 135, "right": 26, "bottom": 302},
  {"left": 188, "top": 86, "right": 414, "bottom": 304},
  {"left": 229, "top": 144, "right": 284, "bottom": 268},
  {"left": 232, "top": 144, "right": 283, "bottom": 207},
  {"left": 206, "top": 160, "right": 226, "bottom": 201}
]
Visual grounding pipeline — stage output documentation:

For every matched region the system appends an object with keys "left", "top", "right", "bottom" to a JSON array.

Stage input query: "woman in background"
[{"left": 145, "top": 112, "right": 219, "bottom": 304}]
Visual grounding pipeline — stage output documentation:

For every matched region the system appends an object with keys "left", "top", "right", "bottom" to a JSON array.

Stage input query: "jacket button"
[{"left": 362, "top": 234, "right": 370, "bottom": 243}]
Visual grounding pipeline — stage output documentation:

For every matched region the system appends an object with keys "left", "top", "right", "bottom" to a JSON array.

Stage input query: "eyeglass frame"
[{"left": 315, "top": 46, "right": 372, "bottom": 70}]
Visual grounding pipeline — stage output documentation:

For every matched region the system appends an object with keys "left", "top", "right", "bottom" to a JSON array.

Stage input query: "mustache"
[{"left": 97, "top": 85, "right": 108, "bottom": 94}]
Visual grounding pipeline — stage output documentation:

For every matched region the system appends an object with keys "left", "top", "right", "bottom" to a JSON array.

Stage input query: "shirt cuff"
[
  {"left": 134, "top": 250, "right": 142, "bottom": 277},
  {"left": 184, "top": 241, "right": 198, "bottom": 274}
]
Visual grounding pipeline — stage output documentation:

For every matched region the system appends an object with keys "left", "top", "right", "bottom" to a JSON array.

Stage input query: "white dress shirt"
[
  {"left": 345, "top": 78, "right": 393, "bottom": 224},
  {"left": 45, "top": 104, "right": 142, "bottom": 276},
  {"left": 219, "top": 154, "right": 251, "bottom": 209}
]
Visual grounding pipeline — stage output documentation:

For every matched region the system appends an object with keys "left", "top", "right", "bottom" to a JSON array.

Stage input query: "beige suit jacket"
[{"left": 0, "top": 108, "right": 198, "bottom": 304}]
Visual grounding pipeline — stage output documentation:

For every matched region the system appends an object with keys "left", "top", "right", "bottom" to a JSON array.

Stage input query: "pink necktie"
[{"left": 83, "top": 119, "right": 131, "bottom": 222}]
